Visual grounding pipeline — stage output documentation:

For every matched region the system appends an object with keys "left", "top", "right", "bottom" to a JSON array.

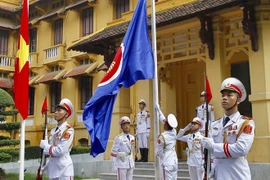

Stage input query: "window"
[
  {"left": 54, "top": 19, "right": 63, "bottom": 45},
  {"left": 50, "top": 65, "right": 62, "bottom": 72},
  {"left": 79, "top": 76, "right": 93, "bottom": 109},
  {"left": 28, "top": 87, "right": 35, "bottom": 115},
  {"left": 115, "top": 0, "right": 129, "bottom": 19},
  {"left": 82, "top": 8, "right": 94, "bottom": 36},
  {"left": 79, "top": 138, "right": 88, "bottom": 147},
  {"left": 0, "top": 30, "right": 9, "bottom": 55},
  {"left": 50, "top": 82, "right": 61, "bottom": 112},
  {"left": 29, "top": 29, "right": 37, "bottom": 53},
  {"left": 80, "top": 58, "right": 90, "bottom": 65}
]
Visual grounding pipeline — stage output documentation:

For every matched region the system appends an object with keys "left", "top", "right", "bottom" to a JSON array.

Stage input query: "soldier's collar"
[
  {"left": 58, "top": 121, "right": 68, "bottom": 131},
  {"left": 224, "top": 111, "right": 240, "bottom": 123}
]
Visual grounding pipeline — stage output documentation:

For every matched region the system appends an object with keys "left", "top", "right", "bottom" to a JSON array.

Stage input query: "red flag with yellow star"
[{"left": 14, "top": 0, "right": 29, "bottom": 120}]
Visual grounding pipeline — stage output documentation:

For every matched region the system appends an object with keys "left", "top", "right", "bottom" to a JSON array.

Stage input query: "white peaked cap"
[
  {"left": 119, "top": 116, "right": 131, "bottom": 127},
  {"left": 167, "top": 114, "right": 178, "bottom": 128},
  {"left": 138, "top": 99, "right": 146, "bottom": 106},
  {"left": 58, "top": 98, "right": 74, "bottom": 118},
  {"left": 201, "top": 91, "right": 206, "bottom": 96},
  {"left": 192, "top": 117, "right": 202, "bottom": 127},
  {"left": 220, "top": 77, "right": 246, "bottom": 102}
]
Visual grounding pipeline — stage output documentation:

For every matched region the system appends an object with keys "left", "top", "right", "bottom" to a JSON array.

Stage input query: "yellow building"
[{"left": 0, "top": 0, "right": 269, "bottom": 163}]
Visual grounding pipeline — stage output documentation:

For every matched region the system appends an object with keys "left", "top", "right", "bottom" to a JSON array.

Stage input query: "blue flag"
[{"left": 83, "top": 0, "right": 154, "bottom": 157}]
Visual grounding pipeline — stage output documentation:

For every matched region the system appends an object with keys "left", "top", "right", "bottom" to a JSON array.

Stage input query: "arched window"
[
  {"left": 78, "top": 138, "right": 88, "bottom": 147},
  {"left": 25, "top": 140, "right": 30, "bottom": 147}
]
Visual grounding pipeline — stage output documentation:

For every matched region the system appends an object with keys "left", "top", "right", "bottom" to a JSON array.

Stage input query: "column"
[{"left": 248, "top": 5, "right": 270, "bottom": 163}]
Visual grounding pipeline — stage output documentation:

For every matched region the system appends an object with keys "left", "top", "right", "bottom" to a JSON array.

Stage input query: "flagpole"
[
  {"left": 150, "top": 0, "right": 160, "bottom": 179},
  {"left": 19, "top": 116, "right": 25, "bottom": 180}
]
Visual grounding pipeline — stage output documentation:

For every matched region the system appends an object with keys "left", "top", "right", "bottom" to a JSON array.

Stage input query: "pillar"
[{"left": 248, "top": 4, "right": 270, "bottom": 163}]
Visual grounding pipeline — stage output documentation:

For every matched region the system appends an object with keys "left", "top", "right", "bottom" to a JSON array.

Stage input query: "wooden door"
[{"left": 174, "top": 59, "right": 205, "bottom": 160}]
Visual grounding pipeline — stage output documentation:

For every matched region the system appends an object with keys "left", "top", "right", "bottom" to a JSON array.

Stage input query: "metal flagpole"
[
  {"left": 150, "top": 0, "right": 160, "bottom": 179},
  {"left": 19, "top": 116, "right": 25, "bottom": 180}
]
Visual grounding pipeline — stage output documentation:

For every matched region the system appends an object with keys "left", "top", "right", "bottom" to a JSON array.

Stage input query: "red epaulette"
[
  {"left": 66, "top": 124, "right": 72, "bottom": 129},
  {"left": 241, "top": 116, "right": 252, "bottom": 120}
]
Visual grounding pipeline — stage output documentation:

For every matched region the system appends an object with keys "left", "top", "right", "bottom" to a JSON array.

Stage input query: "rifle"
[
  {"left": 203, "top": 92, "right": 211, "bottom": 180},
  {"left": 36, "top": 108, "right": 48, "bottom": 180},
  {"left": 133, "top": 119, "right": 138, "bottom": 161}
]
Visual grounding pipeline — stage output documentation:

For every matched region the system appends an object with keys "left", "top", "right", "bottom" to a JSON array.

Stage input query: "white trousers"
[
  {"left": 49, "top": 177, "right": 73, "bottom": 180},
  {"left": 188, "top": 166, "right": 204, "bottom": 180},
  {"left": 137, "top": 133, "right": 148, "bottom": 148},
  {"left": 117, "top": 168, "right": 134, "bottom": 180},
  {"left": 161, "top": 164, "right": 178, "bottom": 180}
]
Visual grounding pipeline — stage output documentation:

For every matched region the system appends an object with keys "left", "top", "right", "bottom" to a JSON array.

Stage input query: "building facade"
[{"left": 0, "top": 0, "right": 269, "bottom": 163}]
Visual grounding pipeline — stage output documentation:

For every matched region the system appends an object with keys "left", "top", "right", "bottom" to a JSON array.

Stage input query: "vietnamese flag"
[
  {"left": 14, "top": 0, "right": 29, "bottom": 120},
  {"left": 41, "top": 96, "right": 48, "bottom": 116},
  {"left": 205, "top": 76, "right": 212, "bottom": 103}
]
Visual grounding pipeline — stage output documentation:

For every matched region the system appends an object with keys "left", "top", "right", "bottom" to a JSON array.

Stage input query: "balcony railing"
[
  {"left": 48, "top": 116, "right": 57, "bottom": 124},
  {"left": 0, "top": 55, "right": 15, "bottom": 71},
  {"left": 0, "top": 55, "right": 13, "bottom": 66},
  {"left": 77, "top": 113, "right": 83, "bottom": 122},
  {"left": 44, "top": 44, "right": 66, "bottom": 64},
  {"left": 29, "top": 52, "right": 38, "bottom": 67},
  {"left": 25, "top": 118, "right": 34, "bottom": 126}
]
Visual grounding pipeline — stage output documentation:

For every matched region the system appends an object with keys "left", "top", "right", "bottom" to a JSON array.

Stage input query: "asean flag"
[
  {"left": 83, "top": 0, "right": 154, "bottom": 157},
  {"left": 13, "top": 0, "right": 29, "bottom": 120}
]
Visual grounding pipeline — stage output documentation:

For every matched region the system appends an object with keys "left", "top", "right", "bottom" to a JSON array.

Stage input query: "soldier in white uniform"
[
  {"left": 176, "top": 117, "right": 204, "bottom": 180},
  {"left": 201, "top": 77, "right": 255, "bottom": 180},
  {"left": 196, "top": 91, "right": 215, "bottom": 133},
  {"left": 155, "top": 104, "right": 178, "bottom": 180},
  {"left": 40, "top": 98, "right": 74, "bottom": 180},
  {"left": 136, "top": 99, "right": 151, "bottom": 162},
  {"left": 111, "top": 116, "right": 135, "bottom": 180}
]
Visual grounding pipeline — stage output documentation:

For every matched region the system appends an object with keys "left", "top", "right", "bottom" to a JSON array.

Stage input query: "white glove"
[
  {"left": 201, "top": 137, "right": 215, "bottom": 150},
  {"left": 209, "top": 169, "right": 215, "bottom": 178},
  {"left": 184, "top": 123, "right": 192, "bottom": 131},
  {"left": 155, "top": 103, "right": 165, "bottom": 122},
  {"left": 39, "top": 140, "right": 49, "bottom": 149},
  {"left": 146, "top": 132, "right": 150, "bottom": 137}
]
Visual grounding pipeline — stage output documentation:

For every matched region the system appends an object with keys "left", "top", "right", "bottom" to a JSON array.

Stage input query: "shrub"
[
  {"left": 0, "top": 168, "right": 6, "bottom": 180},
  {"left": 0, "top": 122, "right": 21, "bottom": 132},
  {"left": 0, "top": 148, "right": 19, "bottom": 161},
  {"left": 70, "top": 146, "right": 90, "bottom": 155},
  {"left": 0, "top": 152, "right": 12, "bottom": 163},
  {"left": 0, "top": 135, "right": 10, "bottom": 140},
  {"left": 25, "top": 146, "right": 41, "bottom": 160},
  {"left": 0, "top": 139, "right": 20, "bottom": 147}
]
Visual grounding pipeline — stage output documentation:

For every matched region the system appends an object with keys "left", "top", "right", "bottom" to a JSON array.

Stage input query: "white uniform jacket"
[
  {"left": 196, "top": 103, "right": 214, "bottom": 131},
  {"left": 156, "top": 129, "right": 178, "bottom": 166},
  {"left": 210, "top": 111, "right": 255, "bottom": 180},
  {"left": 177, "top": 131, "right": 204, "bottom": 167},
  {"left": 111, "top": 133, "right": 135, "bottom": 169},
  {"left": 136, "top": 110, "right": 151, "bottom": 134},
  {"left": 43, "top": 121, "right": 74, "bottom": 179}
]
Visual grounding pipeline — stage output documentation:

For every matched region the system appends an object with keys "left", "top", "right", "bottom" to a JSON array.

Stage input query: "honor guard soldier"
[
  {"left": 201, "top": 77, "right": 255, "bottom": 180},
  {"left": 136, "top": 99, "right": 151, "bottom": 162},
  {"left": 39, "top": 98, "right": 74, "bottom": 180},
  {"left": 155, "top": 104, "right": 178, "bottom": 180},
  {"left": 176, "top": 117, "right": 204, "bottom": 180},
  {"left": 111, "top": 116, "right": 135, "bottom": 180},
  {"left": 196, "top": 91, "right": 215, "bottom": 133}
]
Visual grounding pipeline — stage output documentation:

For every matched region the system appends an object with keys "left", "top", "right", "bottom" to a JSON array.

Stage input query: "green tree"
[{"left": 0, "top": 88, "right": 20, "bottom": 163}]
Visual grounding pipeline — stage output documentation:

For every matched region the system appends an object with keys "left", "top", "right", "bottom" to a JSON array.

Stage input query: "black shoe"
[{"left": 139, "top": 148, "right": 144, "bottom": 162}]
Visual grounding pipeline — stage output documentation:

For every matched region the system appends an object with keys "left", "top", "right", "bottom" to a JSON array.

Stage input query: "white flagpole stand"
[
  {"left": 151, "top": 0, "right": 160, "bottom": 179},
  {"left": 19, "top": 117, "right": 25, "bottom": 180}
]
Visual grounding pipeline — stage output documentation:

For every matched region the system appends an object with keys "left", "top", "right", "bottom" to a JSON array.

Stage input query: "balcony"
[
  {"left": 44, "top": 44, "right": 66, "bottom": 64},
  {"left": 25, "top": 118, "right": 34, "bottom": 126},
  {"left": 29, "top": 52, "right": 39, "bottom": 68},
  {"left": 0, "top": 55, "right": 15, "bottom": 72},
  {"left": 77, "top": 112, "right": 83, "bottom": 123}
]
